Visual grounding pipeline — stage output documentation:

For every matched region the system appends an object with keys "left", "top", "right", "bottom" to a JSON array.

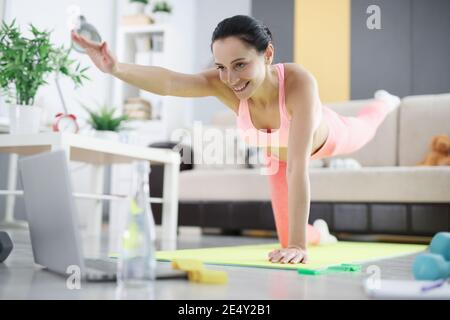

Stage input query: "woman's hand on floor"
[
  {"left": 71, "top": 30, "right": 117, "bottom": 74},
  {"left": 268, "top": 247, "right": 308, "bottom": 264}
]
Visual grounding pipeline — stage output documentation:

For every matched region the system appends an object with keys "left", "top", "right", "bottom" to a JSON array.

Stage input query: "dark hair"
[{"left": 211, "top": 15, "right": 273, "bottom": 53}]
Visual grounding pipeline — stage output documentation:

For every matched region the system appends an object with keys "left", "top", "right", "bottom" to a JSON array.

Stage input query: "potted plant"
[
  {"left": 82, "top": 104, "right": 129, "bottom": 141},
  {"left": 129, "top": 0, "right": 149, "bottom": 15},
  {"left": 152, "top": 1, "right": 172, "bottom": 24},
  {"left": 0, "top": 20, "right": 88, "bottom": 134}
]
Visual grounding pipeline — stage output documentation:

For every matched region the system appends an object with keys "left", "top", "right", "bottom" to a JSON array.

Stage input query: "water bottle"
[{"left": 117, "top": 161, "right": 156, "bottom": 287}]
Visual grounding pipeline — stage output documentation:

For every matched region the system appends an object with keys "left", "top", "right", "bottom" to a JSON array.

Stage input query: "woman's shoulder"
[
  {"left": 282, "top": 63, "right": 319, "bottom": 116},
  {"left": 283, "top": 63, "right": 317, "bottom": 88},
  {"left": 203, "top": 68, "right": 240, "bottom": 114}
]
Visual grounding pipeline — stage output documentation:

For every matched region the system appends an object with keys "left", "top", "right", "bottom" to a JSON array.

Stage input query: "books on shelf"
[{"left": 123, "top": 97, "right": 152, "bottom": 121}]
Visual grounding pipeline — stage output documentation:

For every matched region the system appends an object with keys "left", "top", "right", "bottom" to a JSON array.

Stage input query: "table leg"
[
  {"left": 4, "top": 153, "right": 18, "bottom": 224},
  {"left": 85, "top": 164, "right": 104, "bottom": 255},
  {"left": 107, "top": 163, "right": 130, "bottom": 255},
  {"left": 160, "top": 161, "right": 179, "bottom": 250}
]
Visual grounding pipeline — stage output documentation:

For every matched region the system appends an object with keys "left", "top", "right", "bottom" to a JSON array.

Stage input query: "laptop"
[{"left": 19, "top": 150, "right": 186, "bottom": 282}]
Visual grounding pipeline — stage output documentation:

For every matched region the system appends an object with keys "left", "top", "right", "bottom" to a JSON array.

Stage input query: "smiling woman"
[{"left": 72, "top": 14, "right": 400, "bottom": 265}]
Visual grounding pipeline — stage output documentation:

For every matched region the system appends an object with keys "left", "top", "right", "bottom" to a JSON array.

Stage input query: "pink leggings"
[{"left": 266, "top": 100, "right": 391, "bottom": 248}]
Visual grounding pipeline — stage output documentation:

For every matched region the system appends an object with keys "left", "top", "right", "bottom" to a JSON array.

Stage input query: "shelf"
[
  {"left": 119, "top": 24, "right": 167, "bottom": 35},
  {"left": 114, "top": 21, "right": 173, "bottom": 145}
]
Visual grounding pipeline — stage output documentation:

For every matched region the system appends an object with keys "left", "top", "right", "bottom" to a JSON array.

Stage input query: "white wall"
[{"left": 191, "top": 0, "right": 251, "bottom": 124}]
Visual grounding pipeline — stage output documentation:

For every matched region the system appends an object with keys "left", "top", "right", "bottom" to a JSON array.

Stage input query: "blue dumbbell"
[
  {"left": 413, "top": 253, "right": 450, "bottom": 280},
  {"left": 430, "top": 232, "right": 450, "bottom": 261},
  {"left": 412, "top": 232, "right": 450, "bottom": 280}
]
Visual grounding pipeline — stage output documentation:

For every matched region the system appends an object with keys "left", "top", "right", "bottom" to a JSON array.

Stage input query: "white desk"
[{"left": 0, "top": 132, "right": 180, "bottom": 250}]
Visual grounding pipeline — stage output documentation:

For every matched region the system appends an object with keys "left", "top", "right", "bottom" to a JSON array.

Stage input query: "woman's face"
[{"left": 212, "top": 37, "right": 269, "bottom": 100}]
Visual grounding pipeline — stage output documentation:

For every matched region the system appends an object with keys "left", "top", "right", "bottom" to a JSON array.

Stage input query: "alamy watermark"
[
  {"left": 367, "top": 5, "right": 382, "bottom": 30},
  {"left": 170, "top": 121, "right": 280, "bottom": 175},
  {"left": 365, "top": 265, "right": 381, "bottom": 290},
  {"left": 66, "top": 265, "right": 82, "bottom": 290}
]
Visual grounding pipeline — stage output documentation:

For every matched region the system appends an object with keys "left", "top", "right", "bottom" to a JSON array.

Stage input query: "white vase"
[
  {"left": 93, "top": 130, "right": 120, "bottom": 141},
  {"left": 153, "top": 12, "right": 170, "bottom": 24},
  {"left": 8, "top": 104, "right": 42, "bottom": 134}
]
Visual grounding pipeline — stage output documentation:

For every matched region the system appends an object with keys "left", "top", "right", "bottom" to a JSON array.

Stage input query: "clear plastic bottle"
[{"left": 117, "top": 161, "right": 156, "bottom": 287}]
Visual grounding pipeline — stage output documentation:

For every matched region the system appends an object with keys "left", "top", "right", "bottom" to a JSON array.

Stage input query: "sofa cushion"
[
  {"left": 179, "top": 167, "right": 450, "bottom": 203},
  {"left": 309, "top": 167, "right": 450, "bottom": 203},
  {"left": 179, "top": 168, "right": 271, "bottom": 201},
  {"left": 325, "top": 99, "right": 398, "bottom": 167},
  {"left": 398, "top": 93, "right": 450, "bottom": 166}
]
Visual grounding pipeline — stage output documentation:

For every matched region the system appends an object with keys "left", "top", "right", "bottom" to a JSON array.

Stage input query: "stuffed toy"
[{"left": 419, "top": 134, "right": 450, "bottom": 166}]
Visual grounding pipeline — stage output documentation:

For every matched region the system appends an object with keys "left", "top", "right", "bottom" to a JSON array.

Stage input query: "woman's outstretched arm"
[
  {"left": 71, "top": 31, "right": 228, "bottom": 100},
  {"left": 112, "top": 63, "right": 219, "bottom": 98}
]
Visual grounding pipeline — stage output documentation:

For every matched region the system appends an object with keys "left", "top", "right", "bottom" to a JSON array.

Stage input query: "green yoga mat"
[{"left": 156, "top": 242, "right": 427, "bottom": 271}]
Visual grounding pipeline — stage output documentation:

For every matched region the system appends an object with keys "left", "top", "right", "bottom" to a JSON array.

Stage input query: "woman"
[{"left": 72, "top": 15, "right": 400, "bottom": 264}]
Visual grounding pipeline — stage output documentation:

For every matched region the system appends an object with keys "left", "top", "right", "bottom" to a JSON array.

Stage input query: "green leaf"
[{"left": 81, "top": 103, "right": 128, "bottom": 131}]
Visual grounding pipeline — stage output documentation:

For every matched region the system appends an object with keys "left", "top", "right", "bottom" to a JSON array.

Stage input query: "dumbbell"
[
  {"left": 429, "top": 232, "right": 450, "bottom": 261},
  {"left": 412, "top": 232, "right": 450, "bottom": 280},
  {"left": 413, "top": 253, "right": 450, "bottom": 280},
  {"left": 0, "top": 231, "right": 13, "bottom": 263}
]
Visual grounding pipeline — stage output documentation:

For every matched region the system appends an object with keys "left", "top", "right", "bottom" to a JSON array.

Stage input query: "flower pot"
[
  {"left": 8, "top": 104, "right": 42, "bottom": 134},
  {"left": 129, "top": 2, "right": 146, "bottom": 15},
  {"left": 153, "top": 12, "right": 170, "bottom": 24},
  {"left": 93, "top": 130, "right": 120, "bottom": 142}
]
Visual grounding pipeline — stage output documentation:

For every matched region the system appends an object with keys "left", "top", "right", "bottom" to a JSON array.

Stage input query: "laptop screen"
[{"left": 19, "top": 150, "right": 85, "bottom": 275}]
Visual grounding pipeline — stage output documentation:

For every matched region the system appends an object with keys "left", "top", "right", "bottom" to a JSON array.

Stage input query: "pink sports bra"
[{"left": 236, "top": 63, "right": 322, "bottom": 148}]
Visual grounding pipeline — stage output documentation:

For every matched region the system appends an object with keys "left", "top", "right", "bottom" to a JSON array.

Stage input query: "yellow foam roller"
[
  {"left": 187, "top": 269, "right": 228, "bottom": 284},
  {"left": 172, "top": 259, "right": 204, "bottom": 271}
]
